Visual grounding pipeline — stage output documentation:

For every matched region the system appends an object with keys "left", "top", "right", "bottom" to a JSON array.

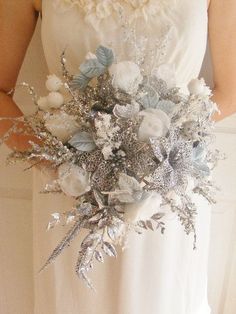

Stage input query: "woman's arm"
[
  {"left": 0, "top": 0, "right": 39, "bottom": 151},
  {"left": 208, "top": 0, "right": 236, "bottom": 121}
]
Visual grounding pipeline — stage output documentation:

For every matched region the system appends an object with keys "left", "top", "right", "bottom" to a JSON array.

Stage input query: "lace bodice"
[{"left": 41, "top": 0, "right": 208, "bottom": 88}]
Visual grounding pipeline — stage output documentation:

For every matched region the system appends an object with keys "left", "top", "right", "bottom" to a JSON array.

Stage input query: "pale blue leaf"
[
  {"left": 193, "top": 161, "right": 210, "bottom": 176},
  {"left": 95, "top": 45, "right": 114, "bottom": 67},
  {"left": 137, "top": 85, "right": 159, "bottom": 109},
  {"left": 192, "top": 143, "right": 206, "bottom": 162},
  {"left": 69, "top": 131, "right": 96, "bottom": 152},
  {"left": 155, "top": 100, "right": 176, "bottom": 114},
  {"left": 70, "top": 73, "right": 90, "bottom": 90},
  {"left": 79, "top": 59, "right": 106, "bottom": 79}
]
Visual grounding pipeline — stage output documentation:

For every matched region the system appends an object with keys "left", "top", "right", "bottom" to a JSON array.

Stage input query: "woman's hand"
[
  {"left": 208, "top": 0, "right": 236, "bottom": 121},
  {"left": 0, "top": 0, "right": 39, "bottom": 151}
]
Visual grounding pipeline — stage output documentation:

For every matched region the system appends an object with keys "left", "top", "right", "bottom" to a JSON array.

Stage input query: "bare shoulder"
[{"left": 33, "top": 0, "right": 42, "bottom": 13}]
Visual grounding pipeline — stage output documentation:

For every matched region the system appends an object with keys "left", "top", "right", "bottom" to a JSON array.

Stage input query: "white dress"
[{"left": 33, "top": 0, "right": 212, "bottom": 313}]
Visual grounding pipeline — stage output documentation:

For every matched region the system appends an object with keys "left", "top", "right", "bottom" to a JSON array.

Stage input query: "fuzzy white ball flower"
[
  {"left": 45, "top": 74, "right": 63, "bottom": 92},
  {"left": 188, "top": 78, "right": 211, "bottom": 96},
  {"left": 44, "top": 112, "right": 79, "bottom": 143},
  {"left": 109, "top": 61, "right": 143, "bottom": 95},
  {"left": 57, "top": 163, "right": 90, "bottom": 197},
  {"left": 47, "top": 91, "right": 64, "bottom": 109},
  {"left": 37, "top": 96, "right": 50, "bottom": 111},
  {"left": 138, "top": 108, "right": 171, "bottom": 142}
]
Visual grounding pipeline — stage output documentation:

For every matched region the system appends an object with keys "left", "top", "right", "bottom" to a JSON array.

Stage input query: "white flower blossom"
[
  {"left": 44, "top": 112, "right": 79, "bottom": 143},
  {"left": 152, "top": 63, "right": 176, "bottom": 89},
  {"left": 57, "top": 163, "right": 90, "bottom": 197},
  {"left": 109, "top": 61, "right": 143, "bottom": 95},
  {"left": 188, "top": 78, "right": 211, "bottom": 97},
  {"left": 138, "top": 108, "right": 171, "bottom": 142}
]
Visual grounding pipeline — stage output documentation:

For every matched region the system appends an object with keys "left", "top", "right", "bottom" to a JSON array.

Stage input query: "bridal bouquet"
[{"left": 1, "top": 45, "right": 223, "bottom": 289}]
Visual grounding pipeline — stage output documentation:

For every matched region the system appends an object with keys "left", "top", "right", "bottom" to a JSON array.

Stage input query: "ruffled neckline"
[{"left": 53, "top": 0, "right": 173, "bottom": 25}]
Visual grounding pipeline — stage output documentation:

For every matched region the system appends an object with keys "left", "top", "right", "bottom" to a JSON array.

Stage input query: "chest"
[{"left": 41, "top": 0, "right": 208, "bottom": 84}]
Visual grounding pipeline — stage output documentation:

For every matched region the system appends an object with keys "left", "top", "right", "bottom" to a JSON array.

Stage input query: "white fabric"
[{"left": 34, "top": 0, "right": 212, "bottom": 313}]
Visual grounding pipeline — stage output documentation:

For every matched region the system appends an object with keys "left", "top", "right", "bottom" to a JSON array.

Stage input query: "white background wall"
[{"left": 0, "top": 20, "right": 235, "bottom": 314}]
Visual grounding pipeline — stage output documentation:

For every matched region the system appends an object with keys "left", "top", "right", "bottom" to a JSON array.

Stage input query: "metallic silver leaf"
[
  {"left": 118, "top": 173, "right": 142, "bottom": 193},
  {"left": 146, "top": 220, "right": 154, "bottom": 231},
  {"left": 107, "top": 226, "right": 118, "bottom": 241},
  {"left": 69, "top": 131, "right": 96, "bottom": 152},
  {"left": 102, "top": 241, "right": 117, "bottom": 257},
  {"left": 151, "top": 212, "right": 166, "bottom": 221},
  {"left": 137, "top": 220, "right": 147, "bottom": 229},
  {"left": 94, "top": 250, "right": 104, "bottom": 263}
]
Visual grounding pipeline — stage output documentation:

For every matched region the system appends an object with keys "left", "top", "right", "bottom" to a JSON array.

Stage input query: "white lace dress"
[{"left": 33, "top": 1, "right": 212, "bottom": 313}]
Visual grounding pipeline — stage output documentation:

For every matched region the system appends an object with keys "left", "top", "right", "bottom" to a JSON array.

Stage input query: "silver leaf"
[
  {"left": 151, "top": 212, "right": 166, "bottom": 221},
  {"left": 107, "top": 226, "right": 118, "bottom": 241},
  {"left": 69, "top": 131, "right": 96, "bottom": 152},
  {"left": 102, "top": 241, "right": 117, "bottom": 257},
  {"left": 146, "top": 220, "right": 154, "bottom": 231},
  {"left": 118, "top": 173, "right": 142, "bottom": 194},
  {"left": 137, "top": 220, "right": 147, "bottom": 229},
  {"left": 94, "top": 250, "right": 104, "bottom": 263},
  {"left": 113, "top": 102, "right": 140, "bottom": 119}
]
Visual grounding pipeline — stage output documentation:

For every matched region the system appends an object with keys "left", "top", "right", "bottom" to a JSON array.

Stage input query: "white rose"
[
  {"left": 57, "top": 163, "right": 90, "bottom": 197},
  {"left": 37, "top": 96, "right": 50, "bottom": 111},
  {"left": 44, "top": 112, "right": 79, "bottom": 143},
  {"left": 138, "top": 108, "right": 171, "bottom": 142},
  {"left": 188, "top": 78, "right": 211, "bottom": 96},
  {"left": 45, "top": 74, "right": 63, "bottom": 92},
  {"left": 124, "top": 191, "right": 163, "bottom": 222},
  {"left": 152, "top": 63, "right": 176, "bottom": 88},
  {"left": 109, "top": 61, "right": 143, "bottom": 94},
  {"left": 47, "top": 91, "right": 64, "bottom": 109}
]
